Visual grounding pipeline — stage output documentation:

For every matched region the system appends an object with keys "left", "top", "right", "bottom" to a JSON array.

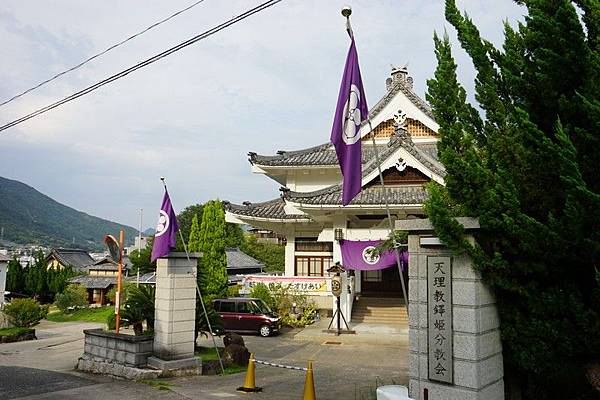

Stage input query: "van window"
[
  {"left": 237, "top": 301, "right": 252, "bottom": 314},
  {"left": 219, "top": 301, "right": 235, "bottom": 313},
  {"left": 213, "top": 301, "right": 221, "bottom": 311}
]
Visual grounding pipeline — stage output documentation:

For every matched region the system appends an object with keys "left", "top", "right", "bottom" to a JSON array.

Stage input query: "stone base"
[
  {"left": 147, "top": 356, "right": 202, "bottom": 377},
  {"left": 76, "top": 356, "right": 160, "bottom": 380}
]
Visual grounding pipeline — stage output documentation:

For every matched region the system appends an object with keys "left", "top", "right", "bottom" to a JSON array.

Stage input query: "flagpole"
[
  {"left": 342, "top": 8, "right": 409, "bottom": 315},
  {"left": 159, "top": 177, "right": 225, "bottom": 375}
]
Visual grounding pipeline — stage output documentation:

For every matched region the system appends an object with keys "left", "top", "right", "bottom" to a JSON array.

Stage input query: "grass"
[
  {"left": 195, "top": 346, "right": 248, "bottom": 375},
  {"left": 0, "top": 327, "right": 34, "bottom": 337},
  {"left": 46, "top": 306, "right": 113, "bottom": 323},
  {"left": 139, "top": 379, "right": 173, "bottom": 391}
]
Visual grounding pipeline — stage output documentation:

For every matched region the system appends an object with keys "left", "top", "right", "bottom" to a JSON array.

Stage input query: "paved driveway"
[{"left": 0, "top": 320, "right": 409, "bottom": 400}]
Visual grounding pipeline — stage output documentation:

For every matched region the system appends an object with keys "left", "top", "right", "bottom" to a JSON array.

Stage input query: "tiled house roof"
[
  {"left": 223, "top": 198, "right": 310, "bottom": 221},
  {"left": 47, "top": 248, "right": 94, "bottom": 271},
  {"left": 226, "top": 248, "right": 265, "bottom": 271},
  {"left": 283, "top": 184, "right": 428, "bottom": 206},
  {"left": 70, "top": 275, "right": 116, "bottom": 289},
  {"left": 249, "top": 143, "right": 389, "bottom": 167}
]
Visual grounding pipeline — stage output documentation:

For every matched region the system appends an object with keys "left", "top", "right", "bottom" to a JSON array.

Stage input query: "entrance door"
[{"left": 360, "top": 266, "right": 406, "bottom": 297}]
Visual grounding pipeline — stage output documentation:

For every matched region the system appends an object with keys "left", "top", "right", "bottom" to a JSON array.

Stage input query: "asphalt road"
[{"left": 0, "top": 319, "right": 409, "bottom": 400}]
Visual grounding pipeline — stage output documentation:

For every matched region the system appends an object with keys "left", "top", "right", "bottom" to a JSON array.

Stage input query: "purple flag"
[
  {"left": 340, "top": 240, "right": 408, "bottom": 271},
  {"left": 151, "top": 189, "right": 179, "bottom": 262},
  {"left": 330, "top": 37, "right": 369, "bottom": 206}
]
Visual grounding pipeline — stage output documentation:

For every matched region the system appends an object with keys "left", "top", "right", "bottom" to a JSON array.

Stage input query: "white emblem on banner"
[
  {"left": 342, "top": 84, "right": 362, "bottom": 145},
  {"left": 362, "top": 246, "right": 380, "bottom": 265},
  {"left": 155, "top": 210, "right": 170, "bottom": 237}
]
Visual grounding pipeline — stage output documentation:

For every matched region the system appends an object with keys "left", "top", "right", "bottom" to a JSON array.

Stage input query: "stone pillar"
[
  {"left": 396, "top": 218, "right": 504, "bottom": 400},
  {"left": 148, "top": 252, "right": 200, "bottom": 371}
]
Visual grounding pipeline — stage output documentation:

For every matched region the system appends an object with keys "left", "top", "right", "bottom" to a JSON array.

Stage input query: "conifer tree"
[
  {"left": 187, "top": 213, "right": 201, "bottom": 252},
  {"left": 6, "top": 258, "right": 25, "bottom": 294},
  {"left": 197, "top": 200, "right": 228, "bottom": 297},
  {"left": 425, "top": 1, "right": 599, "bottom": 398}
]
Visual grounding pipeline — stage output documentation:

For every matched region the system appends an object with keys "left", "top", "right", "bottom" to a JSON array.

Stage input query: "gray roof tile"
[
  {"left": 284, "top": 184, "right": 428, "bottom": 206},
  {"left": 223, "top": 198, "right": 310, "bottom": 221},
  {"left": 70, "top": 275, "right": 116, "bottom": 289},
  {"left": 225, "top": 248, "right": 264, "bottom": 270}
]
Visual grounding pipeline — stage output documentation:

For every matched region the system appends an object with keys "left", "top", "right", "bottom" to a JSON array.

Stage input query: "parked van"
[{"left": 212, "top": 297, "right": 281, "bottom": 337}]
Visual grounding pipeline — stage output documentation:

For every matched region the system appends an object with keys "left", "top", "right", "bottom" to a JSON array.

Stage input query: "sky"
[{"left": 0, "top": 0, "right": 524, "bottom": 229}]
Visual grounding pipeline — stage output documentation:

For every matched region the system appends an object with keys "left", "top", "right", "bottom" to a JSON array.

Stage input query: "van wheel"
[{"left": 259, "top": 325, "right": 271, "bottom": 337}]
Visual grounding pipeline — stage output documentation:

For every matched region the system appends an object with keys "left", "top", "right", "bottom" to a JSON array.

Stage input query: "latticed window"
[{"left": 295, "top": 256, "right": 333, "bottom": 277}]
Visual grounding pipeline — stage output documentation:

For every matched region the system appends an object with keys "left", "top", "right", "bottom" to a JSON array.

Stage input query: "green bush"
[
  {"left": 3, "top": 298, "right": 48, "bottom": 327},
  {"left": 250, "top": 283, "right": 317, "bottom": 328},
  {"left": 106, "top": 313, "right": 116, "bottom": 330},
  {"left": 227, "top": 284, "right": 240, "bottom": 297},
  {"left": 54, "top": 284, "right": 87, "bottom": 313},
  {"left": 249, "top": 283, "right": 275, "bottom": 310},
  {"left": 107, "top": 281, "right": 135, "bottom": 304}
]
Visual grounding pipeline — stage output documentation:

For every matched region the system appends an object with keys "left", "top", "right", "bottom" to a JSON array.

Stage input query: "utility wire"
[
  {"left": 0, "top": 0, "right": 283, "bottom": 133},
  {"left": 0, "top": 0, "right": 208, "bottom": 108}
]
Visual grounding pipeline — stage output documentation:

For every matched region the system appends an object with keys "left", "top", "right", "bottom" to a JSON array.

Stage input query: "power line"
[
  {"left": 0, "top": 0, "right": 208, "bottom": 108},
  {"left": 0, "top": 0, "right": 283, "bottom": 133}
]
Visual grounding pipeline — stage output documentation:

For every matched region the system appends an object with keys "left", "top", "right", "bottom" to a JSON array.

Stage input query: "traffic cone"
[
  {"left": 237, "top": 353, "right": 262, "bottom": 393},
  {"left": 302, "top": 360, "right": 316, "bottom": 400}
]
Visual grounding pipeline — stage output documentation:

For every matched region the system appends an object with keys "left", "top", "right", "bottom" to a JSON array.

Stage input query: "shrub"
[
  {"left": 54, "top": 284, "right": 87, "bottom": 313},
  {"left": 227, "top": 284, "right": 240, "bottom": 297},
  {"left": 107, "top": 281, "right": 134, "bottom": 305},
  {"left": 250, "top": 283, "right": 317, "bottom": 328},
  {"left": 249, "top": 283, "right": 275, "bottom": 310},
  {"left": 3, "top": 298, "right": 48, "bottom": 327}
]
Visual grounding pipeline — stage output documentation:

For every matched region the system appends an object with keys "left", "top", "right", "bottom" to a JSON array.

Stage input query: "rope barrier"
[{"left": 253, "top": 358, "right": 308, "bottom": 372}]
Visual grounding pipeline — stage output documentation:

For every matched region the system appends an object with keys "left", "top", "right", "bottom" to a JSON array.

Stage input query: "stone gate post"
[
  {"left": 148, "top": 252, "right": 200, "bottom": 371},
  {"left": 396, "top": 218, "right": 504, "bottom": 400}
]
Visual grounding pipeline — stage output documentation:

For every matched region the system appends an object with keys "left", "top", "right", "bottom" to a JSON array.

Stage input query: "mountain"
[{"left": 0, "top": 176, "right": 138, "bottom": 250}]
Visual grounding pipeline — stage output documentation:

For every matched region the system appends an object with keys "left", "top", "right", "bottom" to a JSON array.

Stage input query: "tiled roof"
[
  {"left": 88, "top": 257, "right": 132, "bottom": 271},
  {"left": 0, "top": 254, "right": 11, "bottom": 262},
  {"left": 414, "top": 142, "right": 439, "bottom": 161},
  {"left": 71, "top": 275, "right": 116, "bottom": 289},
  {"left": 48, "top": 248, "right": 95, "bottom": 270},
  {"left": 226, "top": 248, "right": 264, "bottom": 270},
  {"left": 249, "top": 143, "right": 389, "bottom": 167},
  {"left": 283, "top": 184, "right": 428, "bottom": 206},
  {"left": 128, "top": 272, "right": 156, "bottom": 284},
  {"left": 223, "top": 198, "right": 310, "bottom": 221}
]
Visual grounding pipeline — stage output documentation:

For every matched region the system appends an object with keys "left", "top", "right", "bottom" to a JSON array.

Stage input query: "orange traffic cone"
[
  {"left": 237, "top": 353, "right": 262, "bottom": 393},
  {"left": 302, "top": 360, "right": 316, "bottom": 400}
]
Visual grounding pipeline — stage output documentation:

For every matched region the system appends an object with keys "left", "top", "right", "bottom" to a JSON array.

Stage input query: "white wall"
[{"left": 0, "top": 261, "right": 7, "bottom": 305}]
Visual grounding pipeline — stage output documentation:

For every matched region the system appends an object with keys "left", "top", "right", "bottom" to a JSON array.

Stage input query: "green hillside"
[{"left": 0, "top": 176, "right": 138, "bottom": 250}]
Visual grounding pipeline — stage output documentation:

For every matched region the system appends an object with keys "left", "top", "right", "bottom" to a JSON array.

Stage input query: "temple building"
[{"left": 224, "top": 67, "right": 443, "bottom": 316}]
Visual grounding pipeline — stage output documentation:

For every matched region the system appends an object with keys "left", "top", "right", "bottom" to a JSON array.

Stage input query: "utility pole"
[{"left": 137, "top": 208, "right": 143, "bottom": 286}]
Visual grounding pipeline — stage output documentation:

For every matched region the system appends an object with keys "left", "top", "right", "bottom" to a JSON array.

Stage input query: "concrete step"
[
  {"left": 352, "top": 311, "right": 408, "bottom": 317},
  {"left": 352, "top": 318, "right": 408, "bottom": 324}
]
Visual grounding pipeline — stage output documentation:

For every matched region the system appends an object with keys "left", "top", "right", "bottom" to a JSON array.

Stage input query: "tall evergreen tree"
[
  {"left": 425, "top": 1, "right": 599, "bottom": 398},
  {"left": 187, "top": 213, "right": 201, "bottom": 252},
  {"left": 6, "top": 258, "right": 25, "bottom": 294},
  {"left": 197, "top": 200, "right": 228, "bottom": 297}
]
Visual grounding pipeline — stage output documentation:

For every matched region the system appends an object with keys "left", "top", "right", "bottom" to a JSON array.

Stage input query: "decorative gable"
[
  {"left": 363, "top": 119, "right": 395, "bottom": 141},
  {"left": 407, "top": 118, "right": 437, "bottom": 138},
  {"left": 364, "top": 166, "right": 430, "bottom": 188}
]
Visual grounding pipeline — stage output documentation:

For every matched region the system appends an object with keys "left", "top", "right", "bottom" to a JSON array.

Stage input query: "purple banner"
[
  {"left": 151, "top": 189, "right": 179, "bottom": 262},
  {"left": 340, "top": 239, "right": 407, "bottom": 271},
  {"left": 330, "top": 37, "right": 368, "bottom": 206}
]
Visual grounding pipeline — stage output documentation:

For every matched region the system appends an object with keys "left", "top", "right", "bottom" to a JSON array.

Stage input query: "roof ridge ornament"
[{"left": 393, "top": 109, "right": 408, "bottom": 129}]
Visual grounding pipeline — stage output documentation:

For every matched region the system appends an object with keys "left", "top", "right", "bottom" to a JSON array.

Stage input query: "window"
[
  {"left": 237, "top": 301, "right": 252, "bottom": 314},
  {"left": 219, "top": 301, "right": 235, "bottom": 313},
  {"left": 295, "top": 256, "right": 333, "bottom": 276},
  {"left": 295, "top": 238, "right": 333, "bottom": 252}
]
